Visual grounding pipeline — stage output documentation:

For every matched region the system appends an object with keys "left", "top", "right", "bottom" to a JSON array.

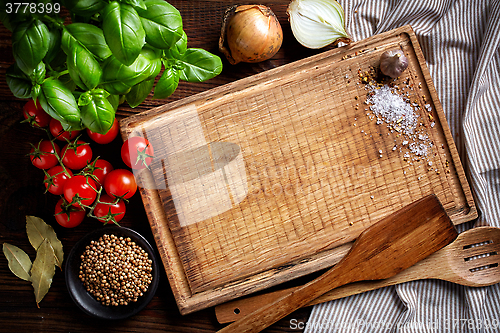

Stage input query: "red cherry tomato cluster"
[{"left": 23, "top": 101, "right": 155, "bottom": 229}]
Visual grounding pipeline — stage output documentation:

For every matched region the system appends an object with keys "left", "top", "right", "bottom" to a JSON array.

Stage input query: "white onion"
[{"left": 287, "top": 0, "right": 350, "bottom": 49}]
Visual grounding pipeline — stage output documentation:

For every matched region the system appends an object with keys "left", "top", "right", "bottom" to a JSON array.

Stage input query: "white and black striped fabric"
[{"left": 305, "top": 0, "right": 500, "bottom": 332}]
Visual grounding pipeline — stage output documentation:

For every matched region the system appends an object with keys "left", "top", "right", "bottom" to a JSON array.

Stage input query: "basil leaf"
[
  {"left": 126, "top": 77, "right": 154, "bottom": 107},
  {"left": 12, "top": 19, "right": 50, "bottom": 75},
  {"left": 153, "top": 67, "right": 179, "bottom": 99},
  {"left": 102, "top": 1, "right": 145, "bottom": 66},
  {"left": 80, "top": 89, "right": 116, "bottom": 134},
  {"left": 141, "top": 45, "right": 163, "bottom": 79},
  {"left": 77, "top": 91, "right": 92, "bottom": 106},
  {"left": 29, "top": 62, "right": 46, "bottom": 85},
  {"left": 38, "top": 78, "right": 82, "bottom": 129},
  {"left": 44, "top": 28, "right": 61, "bottom": 64},
  {"left": 146, "top": 59, "right": 162, "bottom": 79},
  {"left": 0, "top": 10, "right": 15, "bottom": 32},
  {"left": 58, "top": 73, "right": 77, "bottom": 92},
  {"left": 136, "top": 0, "right": 183, "bottom": 50},
  {"left": 62, "top": 0, "right": 106, "bottom": 17},
  {"left": 31, "top": 84, "right": 41, "bottom": 102},
  {"left": 5, "top": 63, "right": 32, "bottom": 99},
  {"left": 0, "top": 2, "right": 30, "bottom": 31},
  {"left": 63, "top": 23, "right": 112, "bottom": 61},
  {"left": 100, "top": 49, "right": 159, "bottom": 95},
  {"left": 142, "top": 43, "right": 162, "bottom": 61},
  {"left": 67, "top": 44, "right": 102, "bottom": 90},
  {"left": 28, "top": 62, "right": 45, "bottom": 101},
  {"left": 178, "top": 48, "right": 223, "bottom": 83},
  {"left": 121, "top": 0, "right": 146, "bottom": 10},
  {"left": 164, "top": 30, "right": 187, "bottom": 59},
  {"left": 107, "top": 93, "right": 120, "bottom": 111}
]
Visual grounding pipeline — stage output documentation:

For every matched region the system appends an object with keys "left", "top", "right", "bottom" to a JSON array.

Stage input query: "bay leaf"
[
  {"left": 26, "top": 215, "right": 64, "bottom": 269},
  {"left": 2, "top": 243, "right": 32, "bottom": 281},
  {"left": 30, "top": 239, "right": 56, "bottom": 307}
]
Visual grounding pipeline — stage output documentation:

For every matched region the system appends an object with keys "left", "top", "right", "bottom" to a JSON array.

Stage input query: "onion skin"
[
  {"left": 219, "top": 5, "right": 283, "bottom": 65},
  {"left": 380, "top": 49, "right": 409, "bottom": 78}
]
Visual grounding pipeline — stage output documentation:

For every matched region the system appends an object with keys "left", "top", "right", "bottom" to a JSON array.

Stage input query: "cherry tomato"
[
  {"left": 55, "top": 197, "right": 85, "bottom": 228},
  {"left": 63, "top": 175, "right": 98, "bottom": 207},
  {"left": 61, "top": 140, "right": 93, "bottom": 170},
  {"left": 49, "top": 118, "right": 80, "bottom": 141},
  {"left": 44, "top": 165, "right": 73, "bottom": 195},
  {"left": 29, "top": 140, "right": 60, "bottom": 169},
  {"left": 86, "top": 118, "right": 119, "bottom": 144},
  {"left": 121, "top": 136, "right": 154, "bottom": 169},
  {"left": 93, "top": 194, "right": 126, "bottom": 224},
  {"left": 23, "top": 99, "right": 51, "bottom": 128},
  {"left": 83, "top": 158, "right": 114, "bottom": 188},
  {"left": 104, "top": 169, "right": 137, "bottom": 199}
]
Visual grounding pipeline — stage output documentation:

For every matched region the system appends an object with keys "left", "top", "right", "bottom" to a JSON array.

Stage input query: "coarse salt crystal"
[
  {"left": 364, "top": 83, "right": 434, "bottom": 161},
  {"left": 366, "top": 85, "right": 419, "bottom": 136},
  {"left": 409, "top": 142, "right": 428, "bottom": 156}
]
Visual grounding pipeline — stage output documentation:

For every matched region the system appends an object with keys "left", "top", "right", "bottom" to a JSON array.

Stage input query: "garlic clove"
[
  {"left": 380, "top": 49, "right": 409, "bottom": 78},
  {"left": 287, "top": 0, "right": 350, "bottom": 49}
]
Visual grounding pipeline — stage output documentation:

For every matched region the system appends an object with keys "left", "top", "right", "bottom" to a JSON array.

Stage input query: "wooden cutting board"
[{"left": 120, "top": 25, "right": 476, "bottom": 314}]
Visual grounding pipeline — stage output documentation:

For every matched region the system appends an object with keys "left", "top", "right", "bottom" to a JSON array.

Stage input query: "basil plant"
[{"left": 1, "top": 0, "right": 223, "bottom": 134}]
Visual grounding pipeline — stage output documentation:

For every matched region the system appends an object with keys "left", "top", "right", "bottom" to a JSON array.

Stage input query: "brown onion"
[{"left": 219, "top": 5, "right": 283, "bottom": 65}]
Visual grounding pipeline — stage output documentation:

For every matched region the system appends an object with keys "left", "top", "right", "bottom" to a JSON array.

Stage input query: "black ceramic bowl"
[{"left": 65, "top": 226, "right": 160, "bottom": 320}]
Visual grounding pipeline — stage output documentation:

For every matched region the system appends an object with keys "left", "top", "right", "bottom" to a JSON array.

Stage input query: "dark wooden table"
[{"left": 0, "top": 0, "right": 347, "bottom": 331}]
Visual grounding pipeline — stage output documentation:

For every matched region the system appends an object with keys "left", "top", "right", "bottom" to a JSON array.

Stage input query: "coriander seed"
[{"left": 79, "top": 233, "right": 153, "bottom": 306}]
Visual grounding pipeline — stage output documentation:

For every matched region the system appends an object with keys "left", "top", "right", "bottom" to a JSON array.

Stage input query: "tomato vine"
[{"left": 23, "top": 102, "right": 147, "bottom": 228}]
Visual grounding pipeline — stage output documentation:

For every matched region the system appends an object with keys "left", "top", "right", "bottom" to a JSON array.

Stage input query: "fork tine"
[
  {"left": 464, "top": 253, "right": 500, "bottom": 272},
  {"left": 460, "top": 227, "right": 500, "bottom": 259},
  {"left": 452, "top": 227, "right": 500, "bottom": 286},
  {"left": 475, "top": 263, "right": 500, "bottom": 272},
  {"left": 462, "top": 241, "right": 499, "bottom": 259}
]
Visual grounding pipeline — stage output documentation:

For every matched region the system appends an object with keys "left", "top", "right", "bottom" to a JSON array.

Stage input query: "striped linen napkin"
[{"left": 304, "top": 0, "right": 500, "bottom": 332}]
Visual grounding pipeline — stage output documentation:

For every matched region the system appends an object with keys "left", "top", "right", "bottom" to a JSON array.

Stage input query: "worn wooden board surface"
[{"left": 120, "top": 25, "right": 476, "bottom": 314}]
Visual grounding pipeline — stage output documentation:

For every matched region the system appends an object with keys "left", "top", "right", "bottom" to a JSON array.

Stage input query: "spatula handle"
[
  {"left": 215, "top": 255, "right": 439, "bottom": 324},
  {"left": 217, "top": 263, "right": 356, "bottom": 333},
  {"left": 215, "top": 272, "right": 421, "bottom": 324}
]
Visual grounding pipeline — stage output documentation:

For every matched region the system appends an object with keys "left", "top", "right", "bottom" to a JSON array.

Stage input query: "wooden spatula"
[
  {"left": 217, "top": 194, "right": 458, "bottom": 333},
  {"left": 216, "top": 226, "right": 500, "bottom": 323}
]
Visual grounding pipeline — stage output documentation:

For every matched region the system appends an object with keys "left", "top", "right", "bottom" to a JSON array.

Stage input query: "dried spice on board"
[{"left": 354, "top": 62, "right": 448, "bottom": 176}]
